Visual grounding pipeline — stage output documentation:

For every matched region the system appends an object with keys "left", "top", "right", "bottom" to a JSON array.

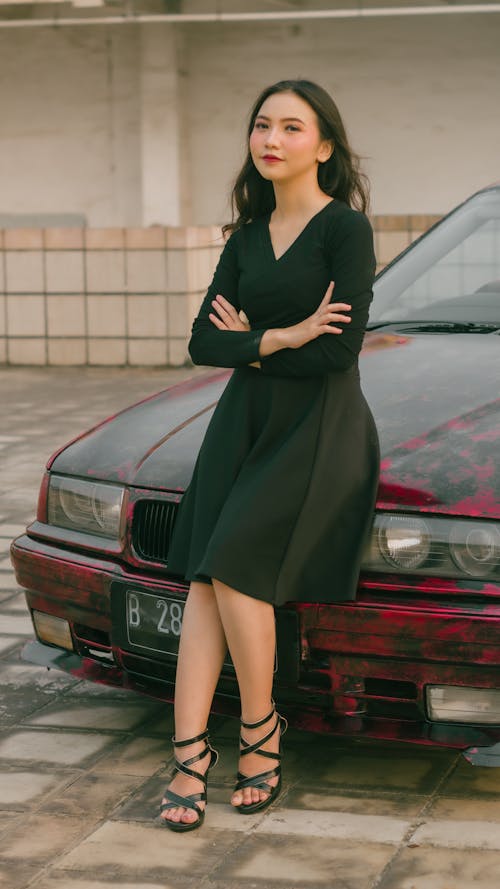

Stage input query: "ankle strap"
[
  {"left": 171, "top": 728, "right": 209, "bottom": 747},
  {"left": 241, "top": 704, "right": 275, "bottom": 730}
]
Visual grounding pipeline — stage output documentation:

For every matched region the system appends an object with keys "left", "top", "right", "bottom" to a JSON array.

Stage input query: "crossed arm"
[
  {"left": 209, "top": 282, "right": 351, "bottom": 371},
  {"left": 188, "top": 212, "right": 376, "bottom": 378}
]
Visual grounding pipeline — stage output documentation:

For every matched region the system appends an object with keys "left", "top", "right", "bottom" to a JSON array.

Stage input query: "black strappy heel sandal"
[
  {"left": 233, "top": 703, "right": 288, "bottom": 815},
  {"left": 159, "top": 728, "right": 218, "bottom": 832}
]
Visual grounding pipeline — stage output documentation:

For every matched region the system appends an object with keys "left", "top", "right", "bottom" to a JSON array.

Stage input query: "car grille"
[{"left": 132, "top": 499, "right": 179, "bottom": 564}]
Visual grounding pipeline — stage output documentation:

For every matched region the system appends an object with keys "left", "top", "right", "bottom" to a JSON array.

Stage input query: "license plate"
[
  {"left": 124, "top": 588, "right": 185, "bottom": 657},
  {"left": 110, "top": 581, "right": 300, "bottom": 682}
]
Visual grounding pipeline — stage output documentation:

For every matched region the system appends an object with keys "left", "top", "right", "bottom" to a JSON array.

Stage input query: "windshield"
[{"left": 370, "top": 189, "right": 500, "bottom": 326}]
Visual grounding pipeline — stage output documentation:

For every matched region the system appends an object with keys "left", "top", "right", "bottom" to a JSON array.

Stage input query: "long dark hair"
[{"left": 223, "top": 79, "right": 370, "bottom": 237}]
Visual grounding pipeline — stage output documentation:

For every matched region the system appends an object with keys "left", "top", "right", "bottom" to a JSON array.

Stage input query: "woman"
[{"left": 159, "top": 79, "right": 379, "bottom": 831}]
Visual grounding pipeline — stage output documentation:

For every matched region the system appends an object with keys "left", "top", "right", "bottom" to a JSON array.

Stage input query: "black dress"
[{"left": 167, "top": 199, "right": 380, "bottom": 607}]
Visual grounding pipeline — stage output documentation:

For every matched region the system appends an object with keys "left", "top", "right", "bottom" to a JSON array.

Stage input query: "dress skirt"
[{"left": 167, "top": 362, "right": 379, "bottom": 607}]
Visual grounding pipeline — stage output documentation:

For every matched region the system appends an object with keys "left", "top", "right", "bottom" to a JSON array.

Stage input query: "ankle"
[
  {"left": 172, "top": 727, "right": 208, "bottom": 750},
  {"left": 241, "top": 703, "right": 275, "bottom": 729},
  {"left": 173, "top": 737, "right": 206, "bottom": 752}
]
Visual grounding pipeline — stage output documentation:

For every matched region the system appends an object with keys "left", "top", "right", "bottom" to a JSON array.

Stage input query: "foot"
[
  {"left": 160, "top": 738, "right": 212, "bottom": 827},
  {"left": 231, "top": 711, "right": 281, "bottom": 809}
]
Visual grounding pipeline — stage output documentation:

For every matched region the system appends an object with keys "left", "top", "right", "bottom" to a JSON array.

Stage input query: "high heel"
[
  {"left": 159, "top": 728, "right": 218, "bottom": 832},
  {"left": 233, "top": 703, "right": 288, "bottom": 815}
]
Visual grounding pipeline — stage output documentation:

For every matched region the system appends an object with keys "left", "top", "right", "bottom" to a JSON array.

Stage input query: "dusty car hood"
[
  {"left": 48, "top": 371, "right": 229, "bottom": 492},
  {"left": 361, "top": 331, "right": 500, "bottom": 518},
  {"left": 50, "top": 332, "right": 500, "bottom": 519}
]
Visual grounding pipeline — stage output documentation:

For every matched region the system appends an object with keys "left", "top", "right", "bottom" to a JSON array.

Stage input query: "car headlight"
[
  {"left": 362, "top": 512, "right": 500, "bottom": 582},
  {"left": 449, "top": 522, "right": 500, "bottom": 577},
  {"left": 47, "top": 475, "right": 125, "bottom": 539},
  {"left": 378, "top": 514, "right": 431, "bottom": 570}
]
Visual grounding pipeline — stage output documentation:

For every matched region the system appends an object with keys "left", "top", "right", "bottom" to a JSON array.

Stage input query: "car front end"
[
  {"left": 10, "top": 185, "right": 500, "bottom": 762},
  {"left": 11, "top": 381, "right": 500, "bottom": 759}
]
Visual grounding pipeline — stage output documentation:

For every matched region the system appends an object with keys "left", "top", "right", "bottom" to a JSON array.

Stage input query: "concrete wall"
[
  {"left": 0, "top": 16, "right": 498, "bottom": 227},
  {"left": 0, "top": 26, "right": 142, "bottom": 228},
  {"left": 0, "top": 224, "right": 223, "bottom": 366},
  {"left": 184, "top": 16, "right": 500, "bottom": 222}
]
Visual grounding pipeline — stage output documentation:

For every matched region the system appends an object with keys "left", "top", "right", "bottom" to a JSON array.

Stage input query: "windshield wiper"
[{"left": 367, "top": 320, "right": 500, "bottom": 333}]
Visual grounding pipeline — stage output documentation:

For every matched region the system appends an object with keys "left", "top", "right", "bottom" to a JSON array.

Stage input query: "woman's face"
[{"left": 249, "top": 91, "right": 332, "bottom": 184}]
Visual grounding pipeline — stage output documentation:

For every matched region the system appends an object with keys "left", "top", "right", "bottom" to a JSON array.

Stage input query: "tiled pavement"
[{"left": 1, "top": 366, "right": 500, "bottom": 889}]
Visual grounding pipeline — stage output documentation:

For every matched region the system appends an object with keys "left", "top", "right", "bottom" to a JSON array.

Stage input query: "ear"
[{"left": 318, "top": 140, "right": 334, "bottom": 164}]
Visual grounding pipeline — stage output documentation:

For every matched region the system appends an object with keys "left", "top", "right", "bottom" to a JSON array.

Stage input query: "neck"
[{"left": 271, "top": 172, "right": 330, "bottom": 221}]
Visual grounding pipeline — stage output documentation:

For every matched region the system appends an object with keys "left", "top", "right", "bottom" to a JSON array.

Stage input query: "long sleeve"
[
  {"left": 259, "top": 211, "right": 376, "bottom": 378},
  {"left": 188, "top": 232, "right": 266, "bottom": 368}
]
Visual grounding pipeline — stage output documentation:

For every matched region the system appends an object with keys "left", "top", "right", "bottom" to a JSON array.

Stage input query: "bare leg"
[
  {"left": 211, "top": 578, "right": 280, "bottom": 809},
  {"left": 160, "top": 581, "right": 227, "bottom": 825}
]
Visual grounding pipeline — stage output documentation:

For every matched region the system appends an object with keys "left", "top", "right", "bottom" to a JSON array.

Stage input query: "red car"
[{"left": 11, "top": 186, "right": 500, "bottom": 766}]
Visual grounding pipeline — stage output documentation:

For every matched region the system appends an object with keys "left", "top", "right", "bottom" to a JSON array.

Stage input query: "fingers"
[
  {"left": 210, "top": 294, "right": 247, "bottom": 331},
  {"left": 315, "top": 280, "right": 351, "bottom": 334},
  {"left": 319, "top": 280, "right": 335, "bottom": 308},
  {"left": 319, "top": 282, "right": 352, "bottom": 316},
  {"left": 212, "top": 294, "right": 238, "bottom": 321},
  {"left": 209, "top": 312, "right": 229, "bottom": 330},
  {"left": 318, "top": 304, "right": 351, "bottom": 336},
  {"left": 318, "top": 309, "right": 351, "bottom": 328},
  {"left": 329, "top": 303, "right": 351, "bottom": 312}
]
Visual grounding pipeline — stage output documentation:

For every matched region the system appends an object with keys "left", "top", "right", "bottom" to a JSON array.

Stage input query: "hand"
[
  {"left": 209, "top": 294, "right": 250, "bottom": 331},
  {"left": 283, "top": 282, "right": 351, "bottom": 350}
]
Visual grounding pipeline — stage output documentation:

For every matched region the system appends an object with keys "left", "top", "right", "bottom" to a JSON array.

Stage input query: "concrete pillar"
[{"left": 139, "top": 24, "right": 182, "bottom": 226}]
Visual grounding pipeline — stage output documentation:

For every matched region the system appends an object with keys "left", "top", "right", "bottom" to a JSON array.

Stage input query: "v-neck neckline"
[{"left": 265, "top": 199, "right": 335, "bottom": 263}]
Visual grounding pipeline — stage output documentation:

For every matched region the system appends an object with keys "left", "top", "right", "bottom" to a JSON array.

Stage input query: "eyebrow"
[{"left": 255, "top": 115, "right": 305, "bottom": 124}]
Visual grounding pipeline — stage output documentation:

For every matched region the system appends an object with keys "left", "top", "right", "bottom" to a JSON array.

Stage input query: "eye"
[
  {"left": 254, "top": 122, "right": 267, "bottom": 130},
  {"left": 286, "top": 125, "right": 300, "bottom": 132}
]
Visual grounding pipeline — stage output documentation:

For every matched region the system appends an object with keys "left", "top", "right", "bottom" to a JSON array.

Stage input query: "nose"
[{"left": 264, "top": 126, "right": 281, "bottom": 149}]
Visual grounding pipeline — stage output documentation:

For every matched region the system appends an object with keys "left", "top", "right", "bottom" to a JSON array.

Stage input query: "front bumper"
[{"left": 11, "top": 531, "right": 500, "bottom": 754}]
